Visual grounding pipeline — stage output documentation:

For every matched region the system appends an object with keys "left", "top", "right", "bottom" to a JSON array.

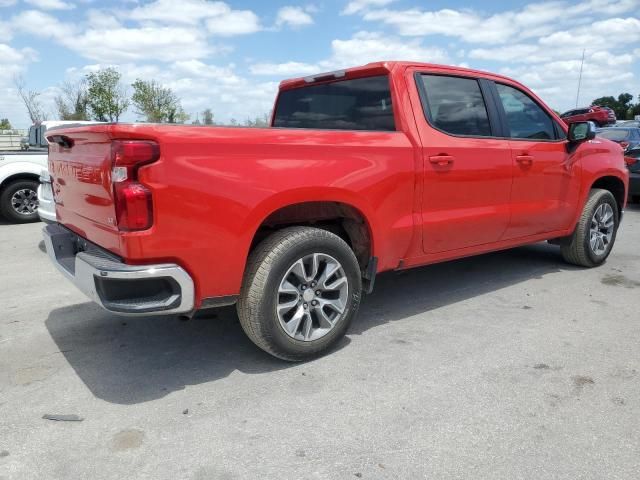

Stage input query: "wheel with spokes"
[
  {"left": 0, "top": 179, "right": 40, "bottom": 223},
  {"left": 238, "top": 226, "right": 362, "bottom": 361},
  {"left": 561, "top": 188, "right": 619, "bottom": 267}
]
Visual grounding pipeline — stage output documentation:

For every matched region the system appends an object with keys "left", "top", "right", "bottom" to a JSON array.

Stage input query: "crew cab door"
[
  {"left": 491, "top": 82, "right": 580, "bottom": 238},
  {"left": 411, "top": 72, "right": 513, "bottom": 253}
]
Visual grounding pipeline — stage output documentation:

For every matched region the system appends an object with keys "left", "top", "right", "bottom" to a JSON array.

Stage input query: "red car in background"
[{"left": 560, "top": 105, "right": 616, "bottom": 127}]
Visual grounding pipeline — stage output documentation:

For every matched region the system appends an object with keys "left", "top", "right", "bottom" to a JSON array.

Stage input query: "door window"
[
  {"left": 418, "top": 75, "right": 492, "bottom": 137},
  {"left": 495, "top": 83, "right": 556, "bottom": 140}
]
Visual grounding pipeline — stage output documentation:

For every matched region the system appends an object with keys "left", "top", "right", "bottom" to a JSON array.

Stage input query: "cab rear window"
[{"left": 273, "top": 75, "right": 395, "bottom": 131}]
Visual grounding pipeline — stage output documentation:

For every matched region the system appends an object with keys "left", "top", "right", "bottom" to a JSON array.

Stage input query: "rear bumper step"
[{"left": 43, "top": 223, "right": 195, "bottom": 316}]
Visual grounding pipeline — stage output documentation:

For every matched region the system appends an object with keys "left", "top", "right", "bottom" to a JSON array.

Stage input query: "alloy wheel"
[{"left": 276, "top": 253, "right": 349, "bottom": 342}]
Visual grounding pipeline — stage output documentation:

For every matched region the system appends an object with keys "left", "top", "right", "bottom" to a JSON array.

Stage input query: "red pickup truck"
[{"left": 44, "top": 61, "right": 628, "bottom": 360}]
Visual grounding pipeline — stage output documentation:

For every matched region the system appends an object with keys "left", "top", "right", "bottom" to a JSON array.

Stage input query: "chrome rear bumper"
[{"left": 43, "top": 223, "right": 195, "bottom": 316}]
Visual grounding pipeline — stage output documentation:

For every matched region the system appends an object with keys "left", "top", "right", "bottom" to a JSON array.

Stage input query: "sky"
[{"left": 0, "top": 0, "right": 638, "bottom": 128}]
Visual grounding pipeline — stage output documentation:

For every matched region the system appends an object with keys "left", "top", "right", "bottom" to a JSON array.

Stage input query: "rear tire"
[
  {"left": 561, "top": 189, "right": 619, "bottom": 267},
  {"left": 237, "top": 226, "right": 362, "bottom": 361},
  {"left": 0, "top": 179, "right": 40, "bottom": 223}
]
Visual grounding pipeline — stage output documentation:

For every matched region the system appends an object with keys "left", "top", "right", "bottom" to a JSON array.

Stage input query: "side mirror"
[{"left": 568, "top": 121, "right": 596, "bottom": 142}]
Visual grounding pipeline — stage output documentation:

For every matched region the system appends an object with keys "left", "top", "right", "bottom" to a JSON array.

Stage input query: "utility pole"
[{"left": 575, "top": 49, "right": 585, "bottom": 108}]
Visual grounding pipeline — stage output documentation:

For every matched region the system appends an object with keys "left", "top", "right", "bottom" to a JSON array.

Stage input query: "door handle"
[
  {"left": 429, "top": 154, "right": 454, "bottom": 166},
  {"left": 516, "top": 155, "right": 533, "bottom": 166}
]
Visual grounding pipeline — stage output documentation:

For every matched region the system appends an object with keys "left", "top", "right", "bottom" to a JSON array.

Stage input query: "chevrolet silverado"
[{"left": 43, "top": 62, "right": 629, "bottom": 360}]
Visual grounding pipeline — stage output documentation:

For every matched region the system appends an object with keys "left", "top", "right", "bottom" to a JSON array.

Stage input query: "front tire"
[
  {"left": 237, "top": 226, "right": 362, "bottom": 361},
  {"left": 0, "top": 179, "right": 40, "bottom": 223},
  {"left": 561, "top": 189, "right": 619, "bottom": 267}
]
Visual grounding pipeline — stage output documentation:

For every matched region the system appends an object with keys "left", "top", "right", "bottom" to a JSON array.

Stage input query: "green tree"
[
  {"left": 54, "top": 79, "right": 89, "bottom": 121},
  {"left": 131, "top": 79, "right": 188, "bottom": 123},
  {"left": 0, "top": 118, "right": 12, "bottom": 130},
  {"left": 617, "top": 93, "right": 633, "bottom": 120},
  {"left": 86, "top": 68, "right": 129, "bottom": 122},
  {"left": 591, "top": 95, "right": 617, "bottom": 110},
  {"left": 592, "top": 93, "right": 634, "bottom": 120},
  {"left": 202, "top": 108, "right": 214, "bottom": 125},
  {"left": 631, "top": 94, "right": 640, "bottom": 118}
]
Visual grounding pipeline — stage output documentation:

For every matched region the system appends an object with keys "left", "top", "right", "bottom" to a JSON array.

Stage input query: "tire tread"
[
  {"left": 237, "top": 226, "right": 360, "bottom": 361},
  {"left": 561, "top": 188, "right": 617, "bottom": 267}
]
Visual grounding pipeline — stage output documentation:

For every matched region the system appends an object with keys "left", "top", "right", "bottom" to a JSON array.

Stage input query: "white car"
[{"left": 0, "top": 150, "right": 48, "bottom": 223}]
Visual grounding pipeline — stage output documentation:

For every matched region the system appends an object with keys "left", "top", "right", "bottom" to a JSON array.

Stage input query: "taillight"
[
  {"left": 625, "top": 156, "right": 638, "bottom": 167},
  {"left": 111, "top": 140, "right": 159, "bottom": 231}
]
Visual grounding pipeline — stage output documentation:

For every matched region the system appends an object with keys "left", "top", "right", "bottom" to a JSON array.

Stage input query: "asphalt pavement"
[{"left": 1, "top": 206, "right": 639, "bottom": 479}]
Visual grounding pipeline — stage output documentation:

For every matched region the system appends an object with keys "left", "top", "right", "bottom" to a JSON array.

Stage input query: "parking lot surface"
[{"left": 1, "top": 206, "right": 639, "bottom": 480}]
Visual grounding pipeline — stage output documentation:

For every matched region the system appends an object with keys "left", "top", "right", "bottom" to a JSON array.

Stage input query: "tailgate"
[{"left": 48, "top": 130, "right": 118, "bottom": 234}]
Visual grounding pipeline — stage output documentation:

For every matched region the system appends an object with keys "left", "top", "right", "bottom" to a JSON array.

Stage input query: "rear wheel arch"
[{"left": 248, "top": 200, "right": 375, "bottom": 278}]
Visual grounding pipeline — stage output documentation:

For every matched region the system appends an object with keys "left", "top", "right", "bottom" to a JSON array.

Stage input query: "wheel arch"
[
  {"left": 244, "top": 191, "right": 378, "bottom": 279},
  {"left": 0, "top": 161, "right": 44, "bottom": 192},
  {"left": 0, "top": 172, "right": 40, "bottom": 192},
  {"left": 590, "top": 175, "right": 626, "bottom": 216}
]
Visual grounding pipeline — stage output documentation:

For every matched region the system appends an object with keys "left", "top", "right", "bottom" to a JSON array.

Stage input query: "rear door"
[
  {"left": 412, "top": 72, "right": 513, "bottom": 253},
  {"left": 491, "top": 82, "right": 580, "bottom": 238}
]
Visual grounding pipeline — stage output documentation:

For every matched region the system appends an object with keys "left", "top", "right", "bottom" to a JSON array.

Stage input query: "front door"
[
  {"left": 492, "top": 82, "right": 580, "bottom": 238},
  {"left": 413, "top": 73, "right": 513, "bottom": 253}
]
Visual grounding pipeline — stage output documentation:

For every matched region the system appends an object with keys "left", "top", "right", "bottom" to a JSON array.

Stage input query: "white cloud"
[
  {"left": 0, "top": 0, "right": 16, "bottom": 6},
  {"left": 330, "top": 31, "right": 448, "bottom": 66},
  {"left": 85, "top": 9, "right": 121, "bottom": 29},
  {"left": 500, "top": 59, "right": 636, "bottom": 111},
  {"left": 275, "top": 6, "right": 314, "bottom": 28},
  {"left": 469, "top": 17, "right": 640, "bottom": 63},
  {"left": 128, "top": 0, "right": 229, "bottom": 24},
  {"left": 206, "top": 10, "right": 261, "bottom": 36},
  {"left": 0, "top": 44, "right": 37, "bottom": 67},
  {"left": 539, "top": 17, "right": 640, "bottom": 47},
  {"left": 0, "top": 43, "right": 41, "bottom": 125},
  {"left": 25, "top": 0, "right": 75, "bottom": 10},
  {"left": 12, "top": 10, "right": 218, "bottom": 63},
  {"left": 250, "top": 31, "right": 449, "bottom": 76},
  {"left": 127, "top": 0, "right": 261, "bottom": 35},
  {"left": 342, "top": 0, "right": 396, "bottom": 15},
  {"left": 0, "top": 21, "right": 12, "bottom": 41},
  {"left": 12, "top": 10, "right": 76, "bottom": 38},
  {"left": 73, "top": 26, "right": 216, "bottom": 62},
  {"left": 359, "top": 0, "right": 640, "bottom": 44},
  {"left": 250, "top": 61, "right": 319, "bottom": 76}
]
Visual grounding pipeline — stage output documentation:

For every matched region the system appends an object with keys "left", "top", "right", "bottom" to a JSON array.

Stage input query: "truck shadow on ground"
[{"left": 46, "top": 242, "right": 574, "bottom": 404}]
